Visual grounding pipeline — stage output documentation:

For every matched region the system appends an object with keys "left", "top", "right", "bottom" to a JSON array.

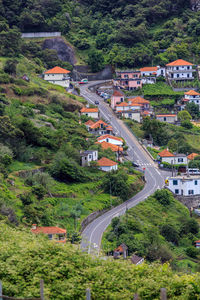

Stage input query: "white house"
[
  {"left": 97, "top": 157, "right": 118, "bottom": 172},
  {"left": 156, "top": 114, "right": 177, "bottom": 124},
  {"left": 158, "top": 149, "right": 187, "bottom": 165},
  {"left": 184, "top": 90, "right": 200, "bottom": 108},
  {"left": 115, "top": 102, "right": 129, "bottom": 112},
  {"left": 81, "top": 150, "right": 98, "bottom": 166},
  {"left": 140, "top": 66, "right": 166, "bottom": 77},
  {"left": 44, "top": 66, "right": 71, "bottom": 88},
  {"left": 97, "top": 134, "right": 123, "bottom": 146},
  {"left": 166, "top": 176, "right": 200, "bottom": 196},
  {"left": 166, "top": 59, "right": 195, "bottom": 81},
  {"left": 121, "top": 110, "right": 141, "bottom": 122},
  {"left": 80, "top": 107, "right": 99, "bottom": 119}
]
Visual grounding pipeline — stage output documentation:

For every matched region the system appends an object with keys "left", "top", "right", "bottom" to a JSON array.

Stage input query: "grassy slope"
[{"left": 103, "top": 191, "right": 200, "bottom": 272}]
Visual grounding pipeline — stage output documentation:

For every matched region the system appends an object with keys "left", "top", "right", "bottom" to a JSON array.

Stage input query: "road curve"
[{"left": 79, "top": 81, "right": 166, "bottom": 255}]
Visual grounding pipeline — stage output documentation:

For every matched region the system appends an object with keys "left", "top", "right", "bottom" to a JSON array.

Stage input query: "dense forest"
[{"left": 1, "top": 0, "right": 200, "bottom": 70}]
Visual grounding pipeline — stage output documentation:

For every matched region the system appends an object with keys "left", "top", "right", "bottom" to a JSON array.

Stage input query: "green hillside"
[
  {"left": 1, "top": 221, "right": 200, "bottom": 299},
  {"left": 103, "top": 189, "right": 200, "bottom": 272},
  {"left": 1, "top": 0, "right": 200, "bottom": 70}
]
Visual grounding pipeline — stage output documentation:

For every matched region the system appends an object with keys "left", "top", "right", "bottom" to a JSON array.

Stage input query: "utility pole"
[{"left": 110, "top": 180, "right": 112, "bottom": 208}]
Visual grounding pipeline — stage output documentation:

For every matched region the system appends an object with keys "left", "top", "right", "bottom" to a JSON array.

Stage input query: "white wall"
[
  {"left": 99, "top": 137, "right": 123, "bottom": 146},
  {"left": 161, "top": 156, "right": 187, "bottom": 164},
  {"left": 82, "top": 112, "right": 99, "bottom": 118},
  {"left": 156, "top": 116, "right": 177, "bottom": 123},
  {"left": 99, "top": 165, "right": 118, "bottom": 172},
  {"left": 167, "top": 177, "right": 200, "bottom": 195},
  {"left": 174, "top": 156, "right": 188, "bottom": 165},
  {"left": 122, "top": 112, "right": 141, "bottom": 122},
  {"left": 44, "top": 74, "right": 70, "bottom": 88}
]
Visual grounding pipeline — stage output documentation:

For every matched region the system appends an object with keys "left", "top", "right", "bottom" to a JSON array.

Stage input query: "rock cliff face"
[
  {"left": 191, "top": 0, "right": 200, "bottom": 10},
  {"left": 42, "top": 37, "right": 76, "bottom": 65}
]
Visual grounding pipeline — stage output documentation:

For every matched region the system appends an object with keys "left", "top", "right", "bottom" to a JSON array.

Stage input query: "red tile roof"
[
  {"left": 158, "top": 149, "right": 174, "bottom": 157},
  {"left": 44, "top": 66, "right": 70, "bottom": 74},
  {"left": 98, "top": 157, "right": 118, "bottom": 167},
  {"left": 85, "top": 120, "right": 95, "bottom": 126},
  {"left": 187, "top": 153, "right": 199, "bottom": 160},
  {"left": 156, "top": 114, "right": 177, "bottom": 117},
  {"left": 185, "top": 90, "right": 200, "bottom": 96},
  {"left": 97, "top": 141, "right": 123, "bottom": 152},
  {"left": 116, "top": 102, "right": 128, "bottom": 107},
  {"left": 166, "top": 59, "right": 193, "bottom": 66},
  {"left": 31, "top": 226, "right": 66, "bottom": 234},
  {"left": 90, "top": 120, "right": 108, "bottom": 129},
  {"left": 97, "top": 134, "right": 123, "bottom": 142},
  {"left": 112, "top": 90, "right": 124, "bottom": 97},
  {"left": 129, "top": 96, "right": 150, "bottom": 104},
  {"left": 106, "top": 125, "right": 113, "bottom": 131},
  {"left": 140, "top": 67, "right": 157, "bottom": 72},
  {"left": 81, "top": 107, "right": 98, "bottom": 113}
]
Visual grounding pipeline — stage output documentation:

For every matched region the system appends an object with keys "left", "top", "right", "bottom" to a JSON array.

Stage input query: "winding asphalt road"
[{"left": 79, "top": 81, "right": 167, "bottom": 255}]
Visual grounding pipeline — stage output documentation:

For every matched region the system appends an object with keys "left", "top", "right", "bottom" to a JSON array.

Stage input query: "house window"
[
  {"left": 137, "top": 81, "right": 140, "bottom": 85},
  {"left": 48, "top": 234, "right": 53, "bottom": 240},
  {"left": 188, "top": 190, "right": 194, "bottom": 195},
  {"left": 164, "top": 117, "right": 166, "bottom": 121},
  {"left": 175, "top": 189, "right": 179, "bottom": 194},
  {"left": 195, "top": 180, "right": 198, "bottom": 185},
  {"left": 176, "top": 67, "right": 179, "bottom": 70},
  {"left": 178, "top": 158, "right": 183, "bottom": 162},
  {"left": 177, "top": 74, "right": 179, "bottom": 78},
  {"left": 173, "top": 180, "right": 178, "bottom": 185},
  {"left": 197, "top": 101, "right": 199, "bottom": 103},
  {"left": 187, "top": 66, "right": 190, "bottom": 70},
  {"left": 124, "top": 75, "right": 128, "bottom": 78},
  {"left": 106, "top": 138, "right": 109, "bottom": 142},
  {"left": 120, "top": 98, "right": 123, "bottom": 102},
  {"left": 187, "top": 74, "right": 190, "bottom": 78},
  {"left": 89, "top": 155, "right": 92, "bottom": 159},
  {"left": 128, "top": 113, "right": 132, "bottom": 118}
]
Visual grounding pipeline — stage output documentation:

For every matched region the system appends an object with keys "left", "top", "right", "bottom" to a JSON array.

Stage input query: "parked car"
[
  {"left": 132, "top": 162, "right": 139, "bottom": 167},
  {"left": 79, "top": 78, "right": 88, "bottom": 84},
  {"left": 95, "top": 100, "right": 99, "bottom": 105}
]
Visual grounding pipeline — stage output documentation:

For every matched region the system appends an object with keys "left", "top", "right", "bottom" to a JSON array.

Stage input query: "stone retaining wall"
[{"left": 22, "top": 32, "right": 61, "bottom": 38}]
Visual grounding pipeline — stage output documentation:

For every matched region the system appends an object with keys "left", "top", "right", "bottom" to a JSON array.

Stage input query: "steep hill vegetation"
[
  {"left": 103, "top": 189, "right": 200, "bottom": 272},
  {"left": 1, "top": 221, "right": 200, "bottom": 299},
  {"left": 1, "top": 0, "right": 200, "bottom": 70}
]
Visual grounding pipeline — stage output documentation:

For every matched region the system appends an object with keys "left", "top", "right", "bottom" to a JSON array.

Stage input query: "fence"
[
  {"left": 0, "top": 280, "right": 44, "bottom": 300},
  {"left": 0, "top": 281, "right": 168, "bottom": 299},
  {"left": 21, "top": 32, "right": 61, "bottom": 38}
]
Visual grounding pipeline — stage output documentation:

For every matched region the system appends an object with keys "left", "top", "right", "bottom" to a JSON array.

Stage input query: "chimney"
[{"left": 32, "top": 224, "right": 37, "bottom": 230}]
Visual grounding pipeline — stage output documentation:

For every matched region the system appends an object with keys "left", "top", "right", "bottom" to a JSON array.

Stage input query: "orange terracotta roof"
[
  {"left": 106, "top": 125, "right": 113, "bottom": 131},
  {"left": 97, "top": 134, "right": 123, "bottom": 142},
  {"left": 187, "top": 153, "right": 199, "bottom": 160},
  {"left": 158, "top": 149, "right": 174, "bottom": 157},
  {"left": 90, "top": 120, "right": 108, "bottom": 129},
  {"left": 85, "top": 120, "right": 95, "bottom": 126},
  {"left": 129, "top": 96, "right": 149, "bottom": 104},
  {"left": 142, "top": 111, "right": 151, "bottom": 115},
  {"left": 156, "top": 114, "right": 177, "bottom": 117},
  {"left": 81, "top": 107, "right": 98, "bottom": 113},
  {"left": 166, "top": 59, "right": 193, "bottom": 66},
  {"left": 44, "top": 66, "right": 70, "bottom": 74},
  {"left": 98, "top": 157, "right": 118, "bottom": 167},
  {"left": 129, "top": 103, "right": 143, "bottom": 107},
  {"left": 195, "top": 240, "right": 200, "bottom": 243},
  {"left": 140, "top": 67, "right": 157, "bottom": 72},
  {"left": 185, "top": 90, "right": 200, "bottom": 96},
  {"left": 31, "top": 226, "right": 66, "bottom": 234},
  {"left": 116, "top": 102, "right": 128, "bottom": 107},
  {"left": 112, "top": 90, "right": 124, "bottom": 97},
  {"left": 97, "top": 141, "right": 123, "bottom": 152}
]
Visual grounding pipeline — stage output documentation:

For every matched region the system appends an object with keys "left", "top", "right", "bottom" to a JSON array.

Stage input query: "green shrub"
[
  {"left": 186, "top": 246, "right": 199, "bottom": 258},
  {"left": 154, "top": 189, "right": 171, "bottom": 206},
  {"left": 31, "top": 184, "right": 46, "bottom": 199},
  {"left": 11, "top": 85, "right": 22, "bottom": 96},
  {"left": 0, "top": 73, "right": 10, "bottom": 84}
]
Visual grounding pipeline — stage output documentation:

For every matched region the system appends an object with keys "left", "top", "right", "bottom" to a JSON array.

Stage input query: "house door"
[{"left": 181, "top": 189, "right": 183, "bottom": 195}]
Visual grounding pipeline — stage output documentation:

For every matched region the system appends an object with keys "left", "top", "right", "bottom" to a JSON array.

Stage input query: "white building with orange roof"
[
  {"left": 156, "top": 113, "right": 177, "bottom": 124},
  {"left": 187, "top": 153, "right": 199, "bottom": 161},
  {"left": 128, "top": 96, "right": 150, "bottom": 110},
  {"left": 44, "top": 66, "right": 71, "bottom": 87},
  {"left": 115, "top": 102, "right": 129, "bottom": 112},
  {"left": 140, "top": 66, "right": 165, "bottom": 77},
  {"left": 97, "top": 134, "right": 123, "bottom": 146},
  {"left": 31, "top": 224, "right": 66, "bottom": 243},
  {"left": 80, "top": 107, "right": 99, "bottom": 119},
  {"left": 97, "top": 157, "right": 118, "bottom": 172},
  {"left": 184, "top": 90, "right": 200, "bottom": 106},
  {"left": 166, "top": 59, "right": 195, "bottom": 81}
]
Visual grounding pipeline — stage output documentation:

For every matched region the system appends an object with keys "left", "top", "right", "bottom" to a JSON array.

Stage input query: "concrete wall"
[
  {"left": 22, "top": 32, "right": 61, "bottom": 38},
  {"left": 73, "top": 65, "right": 114, "bottom": 81}
]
